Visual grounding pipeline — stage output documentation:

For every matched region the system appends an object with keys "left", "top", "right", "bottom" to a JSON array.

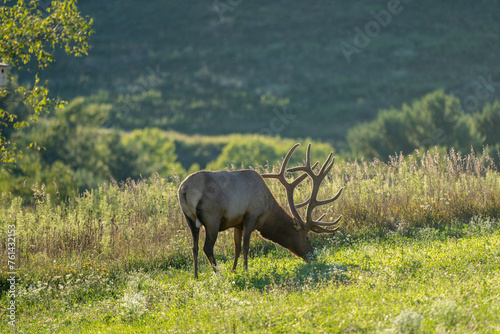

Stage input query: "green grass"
[{"left": 2, "top": 220, "right": 499, "bottom": 333}]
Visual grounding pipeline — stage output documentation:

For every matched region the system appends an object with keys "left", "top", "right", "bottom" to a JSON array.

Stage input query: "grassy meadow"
[{"left": 1, "top": 148, "right": 499, "bottom": 333}]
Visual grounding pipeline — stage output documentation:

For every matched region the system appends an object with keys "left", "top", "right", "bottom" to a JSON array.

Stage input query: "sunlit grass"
[{"left": 2, "top": 222, "right": 498, "bottom": 333}]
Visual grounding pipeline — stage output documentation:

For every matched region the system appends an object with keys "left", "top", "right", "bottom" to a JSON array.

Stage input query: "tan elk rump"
[{"left": 178, "top": 143, "right": 343, "bottom": 278}]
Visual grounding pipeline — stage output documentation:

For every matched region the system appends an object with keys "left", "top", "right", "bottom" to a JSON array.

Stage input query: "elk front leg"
[
  {"left": 203, "top": 224, "right": 219, "bottom": 273},
  {"left": 242, "top": 216, "right": 257, "bottom": 270},
  {"left": 232, "top": 227, "right": 243, "bottom": 271}
]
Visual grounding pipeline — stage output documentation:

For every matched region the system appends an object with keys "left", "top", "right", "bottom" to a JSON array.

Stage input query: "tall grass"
[
  {"left": 1, "top": 175, "right": 196, "bottom": 278},
  {"left": 0, "top": 148, "right": 499, "bottom": 280},
  {"left": 265, "top": 147, "right": 499, "bottom": 233},
  {"left": 335, "top": 147, "right": 499, "bottom": 231}
]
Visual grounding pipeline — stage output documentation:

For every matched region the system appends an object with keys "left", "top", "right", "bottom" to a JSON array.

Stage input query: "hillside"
[{"left": 29, "top": 0, "right": 500, "bottom": 150}]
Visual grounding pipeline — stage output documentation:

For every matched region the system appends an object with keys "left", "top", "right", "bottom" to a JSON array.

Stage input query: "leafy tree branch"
[{"left": 0, "top": 0, "right": 93, "bottom": 166}]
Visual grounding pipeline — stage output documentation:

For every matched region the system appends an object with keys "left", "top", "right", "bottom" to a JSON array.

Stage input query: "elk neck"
[{"left": 256, "top": 202, "right": 314, "bottom": 261}]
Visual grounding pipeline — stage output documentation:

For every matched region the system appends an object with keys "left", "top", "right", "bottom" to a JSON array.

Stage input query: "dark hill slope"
[{"left": 37, "top": 0, "right": 500, "bottom": 148}]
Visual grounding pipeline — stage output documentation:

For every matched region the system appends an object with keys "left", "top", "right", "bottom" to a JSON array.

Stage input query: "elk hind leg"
[{"left": 185, "top": 214, "right": 200, "bottom": 278}]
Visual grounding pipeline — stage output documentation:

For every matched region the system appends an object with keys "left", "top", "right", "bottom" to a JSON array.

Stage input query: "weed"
[{"left": 390, "top": 309, "right": 424, "bottom": 334}]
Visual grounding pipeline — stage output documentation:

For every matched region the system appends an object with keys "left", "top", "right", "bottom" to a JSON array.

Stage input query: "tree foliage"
[
  {"left": 207, "top": 135, "right": 337, "bottom": 170},
  {"left": 0, "top": 97, "right": 135, "bottom": 200},
  {"left": 348, "top": 90, "right": 482, "bottom": 160},
  {"left": 121, "top": 127, "right": 185, "bottom": 177},
  {"left": 472, "top": 101, "right": 500, "bottom": 154},
  {"left": 0, "top": 0, "right": 93, "bottom": 165}
]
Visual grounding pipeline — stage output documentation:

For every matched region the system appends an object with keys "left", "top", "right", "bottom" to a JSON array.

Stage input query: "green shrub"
[
  {"left": 472, "top": 101, "right": 500, "bottom": 162},
  {"left": 121, "top": 127, "right": 185, "bottom": 178},
  {"left": 348, "top": 90, "right": 478, "bottom": 160}
]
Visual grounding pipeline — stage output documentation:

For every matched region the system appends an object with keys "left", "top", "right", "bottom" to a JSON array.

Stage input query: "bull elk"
[{"left": 178, "top": 143, "right": 343, "bottom": 278}]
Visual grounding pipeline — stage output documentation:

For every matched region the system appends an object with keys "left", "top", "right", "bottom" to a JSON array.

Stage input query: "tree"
[
  {"left": 0, "top": 0, "right": 93, "bottom": 166},
  {"left": 206, "top": 135, "right": 337, "bottom": 171},
  {"left": 207, "top": 135, "right": 281, "bottom": 170}
]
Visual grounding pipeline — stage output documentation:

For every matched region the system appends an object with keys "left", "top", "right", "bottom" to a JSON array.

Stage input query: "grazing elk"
[{"left": 178, "top": 143, "right": 343, "bottom": 278}]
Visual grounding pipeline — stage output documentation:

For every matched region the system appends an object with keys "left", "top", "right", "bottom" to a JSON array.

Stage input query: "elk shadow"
[{"left": 231, "top": 260, "right": 352, "bottom": 291}]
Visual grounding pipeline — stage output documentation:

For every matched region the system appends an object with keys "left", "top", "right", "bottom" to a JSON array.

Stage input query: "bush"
[
  {"left": 121, "top": 127, "right": 185, "bottom": 178},
  {"left": 472, "top": 101, "right": 500, "bottom": 161},
  {"left": 206, "top": 135, "right": 281, "bottom": 170},
  {"left": 348, "top": 90, "right": 478, "bottom": 160}
]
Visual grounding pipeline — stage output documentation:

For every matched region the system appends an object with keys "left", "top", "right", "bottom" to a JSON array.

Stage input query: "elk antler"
[
  {"left": 262, "top": 143, "right": 343, "bottom": 233},
  {"left": 261, "top": 144, "right": 312, "bottom": 227},
  {"left": 287, "top": 143, "right": 343, "bottom": 233}
]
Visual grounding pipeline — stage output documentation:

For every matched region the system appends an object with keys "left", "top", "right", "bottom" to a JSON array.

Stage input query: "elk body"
[{"left": 178, "top": 143, "right": 343, "bottom": 278}]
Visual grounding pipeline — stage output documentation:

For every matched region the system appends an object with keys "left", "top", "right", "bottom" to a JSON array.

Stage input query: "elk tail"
[{"left": 178, "top": 182, "right": 203, "bottom": 228}]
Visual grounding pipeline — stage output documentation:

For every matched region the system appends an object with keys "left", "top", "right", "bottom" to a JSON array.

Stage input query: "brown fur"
[{"left": 178, "top": 169, "right": 314, "bottom": 278}]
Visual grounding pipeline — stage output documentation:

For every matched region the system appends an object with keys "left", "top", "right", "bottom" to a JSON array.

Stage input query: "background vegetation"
[
  {"left": 35, "top": 0, "right": 499, "bottom": 144},
  {"left": 2, "top": 88, "right": 499, "bottom": 202},
  {"left": 0, "top": 0, "right": 93, "bottom": 163}
]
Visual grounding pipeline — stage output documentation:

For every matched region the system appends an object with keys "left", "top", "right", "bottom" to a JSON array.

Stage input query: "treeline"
[
  {"left": 32, "top": 0, "right": 500, "bottom": 146},
  {"left": 1, "top": 89, "right": 499, "bottom": 203}
]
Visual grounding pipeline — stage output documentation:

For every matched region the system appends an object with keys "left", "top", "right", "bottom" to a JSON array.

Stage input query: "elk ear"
[{"left": 292, "top": 218, "right": 303, "bottom": 231}]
